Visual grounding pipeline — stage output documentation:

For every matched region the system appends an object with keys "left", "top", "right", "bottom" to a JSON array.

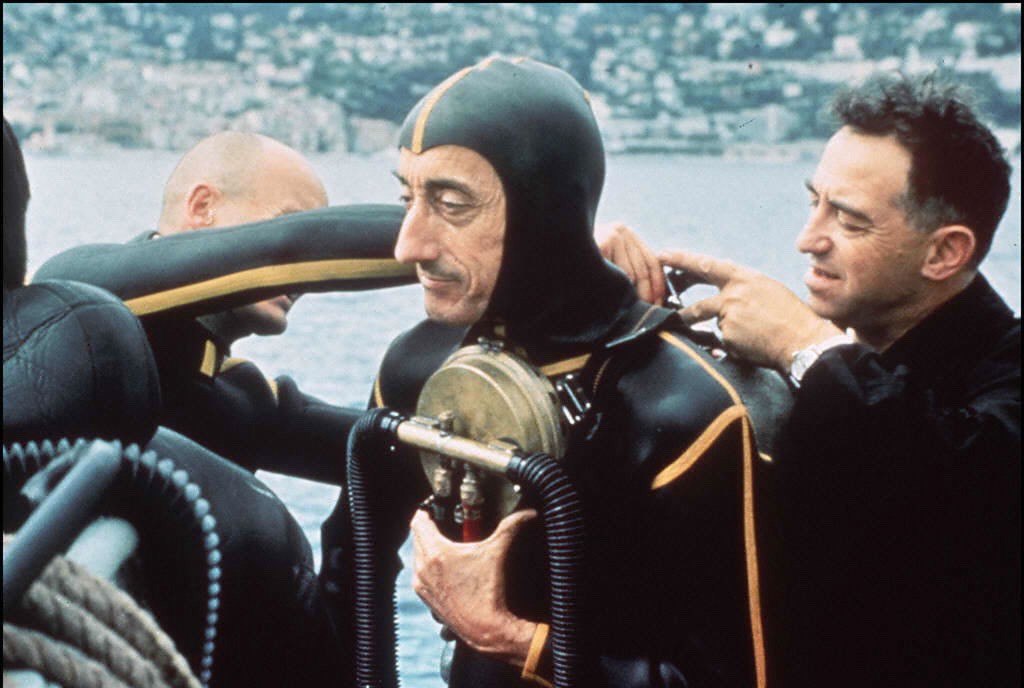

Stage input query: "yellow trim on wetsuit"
[
  {"left": 218, "top": 356, "right": 279, "bottom": 401},
  {"left": 650, "top": 404, "right": 746, "bottom": 488},
  {"left": 124, "top": 258, "right": 413, "bottom": 316},
  {"left": 219, "top": 357, "right": 246, "bottom": 374},
  {"left": 741, "top": 413, "right": 766, "bottom": 688},
  {"left": 520, "top": 622, "right": 553, "bottom": 687},
  {"left": 659, "top": 331, "right": 742, "bottom": 405},
  {"left": 657, "top": 330, "right": 767, "bottom": 688},
  {"left": 540, "top": 305, "right": 659, "bottom": 383},
  {"left": 199, "top": 340, "right": 217, "bottom": 377},
  {"left": 411, "top": 66, "right": 474, "bottom": 154},
  {"left": 539, "top": 354, "right": 590, "bottom": 378},
  {"left": 373, "top": 374, "right": 385, "bottom": 409}
]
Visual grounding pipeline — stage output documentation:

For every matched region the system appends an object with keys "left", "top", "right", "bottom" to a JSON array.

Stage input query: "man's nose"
[
  {"left": 796, "top": 207, "right": 832, "bottom": 256},
  {"left": 394, "top": 201, "right": 440, "bottom": 264}
]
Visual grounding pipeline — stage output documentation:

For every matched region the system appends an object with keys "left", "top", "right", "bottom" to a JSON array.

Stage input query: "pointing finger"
[{"left": 659, "top": 250, "right": 739, "bottom": 288}]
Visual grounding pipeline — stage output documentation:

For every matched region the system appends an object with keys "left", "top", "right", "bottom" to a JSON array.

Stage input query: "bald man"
[
  {"left": 125, "top": 132, "right": 363, "bottom": 482},
  {"left": 36, "top": 131, "right": 411, "bottom": 483},
  {"left": 156, "top": 131, "right": 329, "bottom": 342},
  {"left": 32, "top": 132, "right": 414, "bottom": 685}
]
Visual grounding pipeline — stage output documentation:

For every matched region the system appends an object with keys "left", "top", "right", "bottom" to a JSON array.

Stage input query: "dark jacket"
[
  {"left": 323, "top": 57, "right": 783, "bottom": 688},
  {"left": 766, "top": 274, "right": 1021, "bottom": 687}
]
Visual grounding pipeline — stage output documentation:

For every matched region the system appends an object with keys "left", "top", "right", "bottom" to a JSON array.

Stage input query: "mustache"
[{"left": 418, "top": 262, "right": 461, "bottom": 281}]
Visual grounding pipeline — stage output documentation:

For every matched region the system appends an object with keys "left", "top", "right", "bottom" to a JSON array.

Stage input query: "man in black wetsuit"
[
  {"left": 35, "top": 131, "right": 412, "bottom": 483},
  {"left": 322, "top": 57, "right": 776, "bottom": 687},
  {"left": 29, "top": 132, "right": 412, "bottom": 686},
  {"left": 4, "top": 116, "right": 160, "bottom": 446},
  {"left": 660, "top": 73, "right": 1021, "bottom": 686}
]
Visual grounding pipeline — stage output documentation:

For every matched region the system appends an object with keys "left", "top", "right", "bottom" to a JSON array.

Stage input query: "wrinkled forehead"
[{"left": 396, "top": 144, "right": 504, "bottom": 200}]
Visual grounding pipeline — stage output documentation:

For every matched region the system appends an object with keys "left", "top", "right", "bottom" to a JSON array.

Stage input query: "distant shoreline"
[{"left": 23, "top": 138, "right": 1021, "bottom": 166}]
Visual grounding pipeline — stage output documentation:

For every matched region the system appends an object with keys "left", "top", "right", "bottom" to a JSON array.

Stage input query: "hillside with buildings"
[{"left": 3, "top": 3, "right": 1020, "bottom": 156}]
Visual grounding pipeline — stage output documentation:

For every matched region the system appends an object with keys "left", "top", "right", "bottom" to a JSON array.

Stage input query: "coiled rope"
[
  {"left": 3, "top": 540, "right": 200, "bottom": 688},
  {"left": 4, "top": 439, "right": 222, "bottom": 686}
]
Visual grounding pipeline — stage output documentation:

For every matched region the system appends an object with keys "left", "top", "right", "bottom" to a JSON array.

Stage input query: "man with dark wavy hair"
[{"left": 663, "top": 73, "right": 1020, "bottom": 686}]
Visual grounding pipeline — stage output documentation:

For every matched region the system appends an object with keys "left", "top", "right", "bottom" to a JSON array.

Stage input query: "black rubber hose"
[
  {"left": 346, "top": 408, "right": 404, "bottom": 688},
  {"left": 506, "top": 452, "right": 586, "bottom": 688},
  {"left": 3, "top": 440, "right": 121, "bottom": 613},
  {"left": 346, "top": 412, "right": 586, "bottom": 688},
  {"left": 2, "top": 438, "right": 223, "bottom": 688}
]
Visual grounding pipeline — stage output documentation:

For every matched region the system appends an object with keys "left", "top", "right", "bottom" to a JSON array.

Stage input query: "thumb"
[
  {"left": 410, "top": 507, "right": 447, "bottom": 552},
  {"left": 677, "top": 294, "right": 724, "bottom": 326},
  {"left": 487, "top": 509, "right": 538, "bottom": 545}
]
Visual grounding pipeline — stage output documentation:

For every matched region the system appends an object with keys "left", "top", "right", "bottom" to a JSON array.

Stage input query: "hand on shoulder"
[{"left": 595, "top": 222, "right": 667, "bottom": 304}]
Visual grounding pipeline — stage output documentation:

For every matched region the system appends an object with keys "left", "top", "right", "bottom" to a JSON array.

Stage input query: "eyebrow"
[
  {"left": 804, "top": 179, "right": 873, "bottom": 225},
  {"left": 392, "top": 170, "right": 477, "bottom": 199}
]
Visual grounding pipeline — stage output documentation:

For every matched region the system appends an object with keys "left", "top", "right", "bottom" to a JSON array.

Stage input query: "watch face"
[{"left": 790, "top": 349, "right": 817, "bottom": 384}]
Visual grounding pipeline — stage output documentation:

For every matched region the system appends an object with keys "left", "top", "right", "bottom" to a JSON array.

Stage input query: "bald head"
[
  {"left": 157, "top": 132, "right": 329, "bottom": 343},
  {"left": 158, "top": 131, "right": 327, "bottom": 234}
]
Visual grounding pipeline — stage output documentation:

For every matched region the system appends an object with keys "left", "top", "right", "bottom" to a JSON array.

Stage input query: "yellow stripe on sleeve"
[
  {"left": 125, "top": 259, "right": 413, "bottom": 316},
  {"left": 520, "top": 622, "right": 553, "bottom": 688}
]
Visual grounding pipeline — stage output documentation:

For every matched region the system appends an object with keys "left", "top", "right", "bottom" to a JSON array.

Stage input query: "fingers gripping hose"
[{"left": 3, "top": 439, "right": 222, "bottom": 687}]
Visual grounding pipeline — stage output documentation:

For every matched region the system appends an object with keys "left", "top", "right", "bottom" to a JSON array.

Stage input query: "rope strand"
[{"left": 3, "top": 545, "right": 200, "bottom": 688}]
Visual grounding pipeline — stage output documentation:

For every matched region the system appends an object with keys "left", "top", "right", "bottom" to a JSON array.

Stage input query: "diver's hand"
[
  {"left": 410, "top": 508, "right": 538, "bottom": 667},
  {"left": 659, "top": 249, "right": 843, "bottom": 371},
  {"left": 595, "top": 222, "right": 667, "bottom": 304}
]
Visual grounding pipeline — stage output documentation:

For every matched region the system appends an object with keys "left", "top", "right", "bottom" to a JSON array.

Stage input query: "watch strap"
[{"left": 788, "top": 332, "right": 855, "bottom": 388}]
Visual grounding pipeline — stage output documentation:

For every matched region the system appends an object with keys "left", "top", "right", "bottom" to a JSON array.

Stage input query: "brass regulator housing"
[{"left": 416, "top": 342, "right": 566, "bottom": 520}]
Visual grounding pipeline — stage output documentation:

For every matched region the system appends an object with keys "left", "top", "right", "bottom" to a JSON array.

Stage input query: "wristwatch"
[{"left": 788, "top": 332, "right": 856, "bottom": 388}]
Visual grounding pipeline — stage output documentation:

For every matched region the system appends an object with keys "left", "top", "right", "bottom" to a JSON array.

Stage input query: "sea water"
[{"left": 23, "top": 150, "right": 1022, "bottom": 686}]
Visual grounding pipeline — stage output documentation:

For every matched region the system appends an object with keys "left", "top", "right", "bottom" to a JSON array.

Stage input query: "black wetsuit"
[
  {"left": 4, "top": 281, "right": 161, "bottom": 447},
  {"left": 764, "top": 274, "right": 1021, "bottom": 687},
  {"left": 322, "top": 58, "right": 785, "bottom": 687},
  {"left": 29, "top": 204, "right": 415, "bottom": 686},
  {"left": 34, "top": 204, "right": 414, "bottom": 483}
]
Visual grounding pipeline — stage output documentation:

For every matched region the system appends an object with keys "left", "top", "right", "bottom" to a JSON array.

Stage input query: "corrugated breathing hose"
[
  {"left": 346, "top": 410, "right": 586, "bottom": 688},
  {"left": 3, "top": 439, "right": 221, "bottom": 687}
]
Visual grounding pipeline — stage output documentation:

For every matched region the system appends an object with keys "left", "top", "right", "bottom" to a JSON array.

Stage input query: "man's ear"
[
  {"left": 184, "top": 183, "right": 220, "bottom": 229},
  {"left": 922, "top": 225, "right": 976, "bottom": 282}
]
